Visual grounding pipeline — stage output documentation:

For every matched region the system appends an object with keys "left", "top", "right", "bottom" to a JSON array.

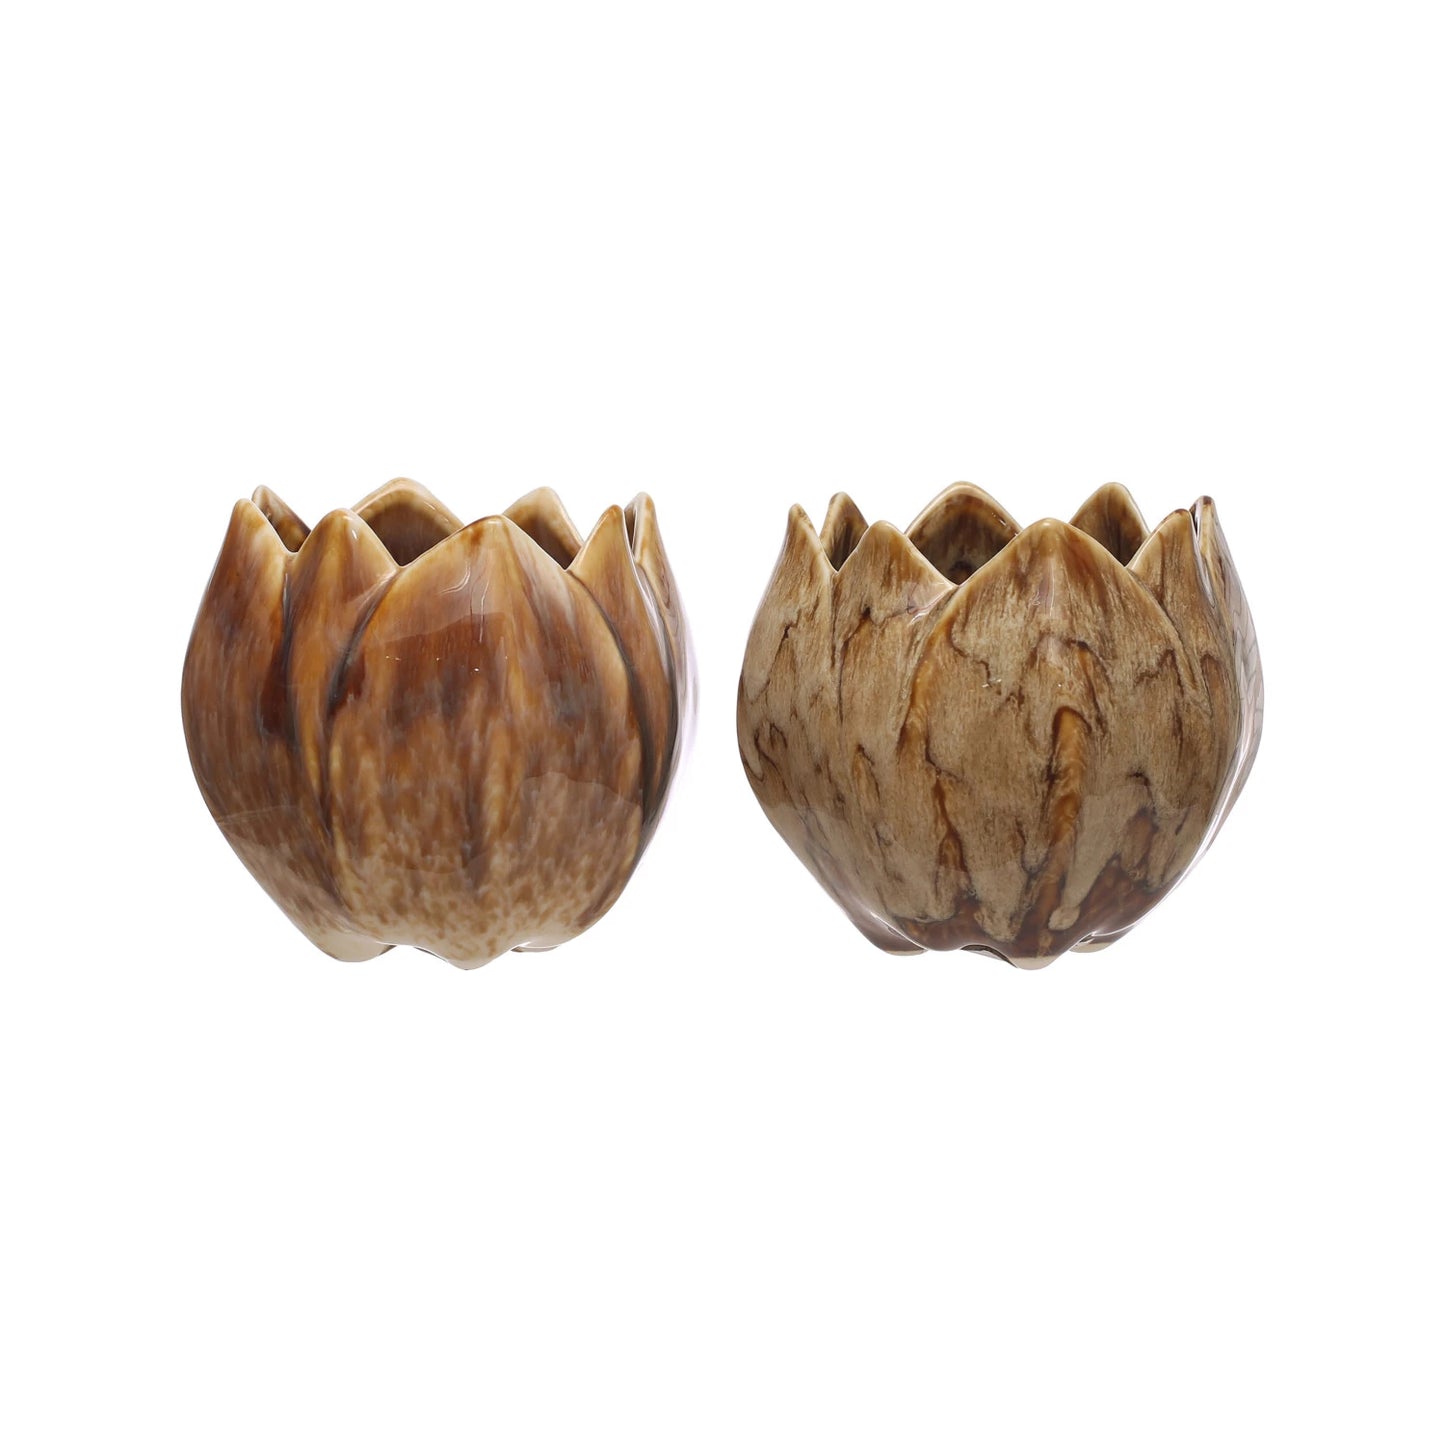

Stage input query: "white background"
[{"left": 3, "top": 3, "right": 1441, "bottom": 1440}]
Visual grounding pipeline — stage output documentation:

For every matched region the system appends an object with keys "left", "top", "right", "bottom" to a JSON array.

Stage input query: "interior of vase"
[
  {"left": 1067, "top": 486, "right": 1149, "bottom": 566},
  {"left": 820, "top": 483, "right": 1152, "bottom": 581},
  {"left": 358, "top": 493, "right": 462, "bottom": 565},
  {"left": 822, "top": 488, "right": 1019, "bottom": 582},
  {"left": 905, "top": 490, "right": 1019, "bottom": 582}
]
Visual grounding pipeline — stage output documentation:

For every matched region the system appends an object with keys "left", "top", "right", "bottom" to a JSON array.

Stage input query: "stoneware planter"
[
  {"left": 182, "top": 479, "right": 691, "bottom": 968},
  {"left": 737, "top": 483, "right": 1262, "bottom": 967}
]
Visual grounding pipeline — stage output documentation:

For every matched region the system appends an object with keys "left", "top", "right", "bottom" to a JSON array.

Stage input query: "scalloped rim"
[
  {"left": 785, "top": 482, "right": 1229, "bottom": 606},
  {"left": 247, "top": 478, "right": 661, "bottom": 578}
]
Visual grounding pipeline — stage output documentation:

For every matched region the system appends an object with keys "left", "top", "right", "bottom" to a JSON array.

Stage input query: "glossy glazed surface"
[
  {"left": 182, "top": 480, "right": 691, "bottom": 968},
  {"left": 737, "top": 483, "right": 1262, "bottom": 967}
]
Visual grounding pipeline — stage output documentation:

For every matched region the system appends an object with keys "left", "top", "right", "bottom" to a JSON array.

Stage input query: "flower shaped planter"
[
  {"left": 737, "top": 483, "right": 1261, "bottom": 967},
  {"left": 182, "top": 479, "right": 690, "bottom": 968}
]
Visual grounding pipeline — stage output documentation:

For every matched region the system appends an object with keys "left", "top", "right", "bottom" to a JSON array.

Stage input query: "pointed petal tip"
[
  {"left": 1126, "top": 506, "right": 1214, "bottom": 608},
  {"left": 623, "top": 492, "right": 663, "bottom": 562},
  {"left": 225, "top": 496, "right": 290, "bottom": 557},
  {"left": 249, "top": 486, "right": 311, "bottom": 551},
  {"left": 833, "top": 519, "right": 954, "bottom": 607},
  {"left": 507, "top": 485, "right": 577, "bottom": 522},
  {"left": 1076, "top": 480, "right": 1145, "bottom": 512},
  {"left": 819, "top": 492, "right": 868, "bottom": 568},
  {"left": 999, "top": 516, "right": 1139, "bottom": 598},
  {"left": 250, "top": 483, "right": 288, "bottom": 513},
  {"left": 1126, "top": 506, "right": 1195, "bottom": 570},
  {"left": 302, "top": 504, "right": 369, "bottom": 540},
  {"left": 906, "top": 482, "right": 1020, "bottom": 538},
  {"left": 293, "top": 506, "right": 397, "bottom": 572},
  {"left": 510, "top": 484, "right": 567, "bottom": 508},
  {"left": 624, "top": 489, "right": 657, "bottom": 527},
  {"left": 1190, "top": 494, "right": 1221, "bottom": 534},
  {"left": 1070, "top": 483, "right": 1150, "bottom": 565},
  {"left": 352, "top": 476, "right": 459, "bottom": 519},
  {"left": 468, "top": 512, "right": 529, "bottom": 545},
  {"left": 569, "top": 502, "right": 632, "bottom": 581},
  {"left": 782, "top": 502, "right": 827, "bottom": 563},
  {"left": 838, "top": 516, "right": 928, "bottom": 569},
  {"left": 1011, "top": 514, "right": 1076, "bottom": 550},
  {"left": 505, "top": 488, "right": 584, "bottom": 567},
  {"left": 1189, "top": 496, "right": 1240, "bottom": 610}
]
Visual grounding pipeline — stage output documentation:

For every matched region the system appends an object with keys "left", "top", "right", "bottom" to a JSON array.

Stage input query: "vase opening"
[
  {"left": 362, "top": 496, "right": 457, "bottom": 565},
  {"left": 906, "top": 487, "right": 1019, "bottom": 583}
]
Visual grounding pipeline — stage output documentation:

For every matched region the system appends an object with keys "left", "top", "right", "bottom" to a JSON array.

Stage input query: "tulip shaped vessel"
[
  {"left": 737, "top": 483, "right": 1262, "bottom": 967},
  {"left": 183, "top": 479, "right": 690, "bottom": 968}
]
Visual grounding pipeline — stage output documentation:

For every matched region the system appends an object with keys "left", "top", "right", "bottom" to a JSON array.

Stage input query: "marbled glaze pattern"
[
  {"left": 182, "top": 480, "right": 691, "bottom": 968},
  {"left": 737, "top": 483, "right": 1261, "bottom": 967}
]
